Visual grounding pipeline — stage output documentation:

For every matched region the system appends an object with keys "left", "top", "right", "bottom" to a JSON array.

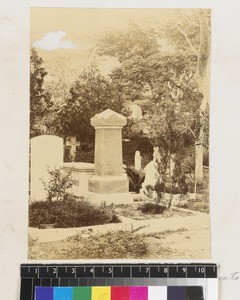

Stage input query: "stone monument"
[{"left": 88, "top": 109, "right": 132, "bottom": 203}]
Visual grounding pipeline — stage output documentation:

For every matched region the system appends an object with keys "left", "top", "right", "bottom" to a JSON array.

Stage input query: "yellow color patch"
[{"left": 92, "top": 287, "right": 111, "bottom": 300}]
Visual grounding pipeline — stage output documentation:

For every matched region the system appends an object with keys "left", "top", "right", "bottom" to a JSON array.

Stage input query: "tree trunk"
[{"left": 195, "top": 11, "right": 211, "bottom": 182}]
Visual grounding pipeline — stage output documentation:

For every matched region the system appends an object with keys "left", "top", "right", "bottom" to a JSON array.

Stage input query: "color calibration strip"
[
  {"left": 20, "top": 264, "right": 218, "bottom": 300},
  {"left": 35, "top": 286, "right": 206, "bottom": 300}
]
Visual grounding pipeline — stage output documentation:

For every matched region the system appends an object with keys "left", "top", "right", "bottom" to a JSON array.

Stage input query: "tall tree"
[
  {"left": 97, "top": 10, "right": 210, "bottom": 179},
  {"left": 30, "top": 48, "right": 52, "bottom": 137},
  {"left": 162, "top": 10, "right": 211, "bottom": 180},
  {"left": 57, "top": 68, "right": 124, "bottom": 144}
]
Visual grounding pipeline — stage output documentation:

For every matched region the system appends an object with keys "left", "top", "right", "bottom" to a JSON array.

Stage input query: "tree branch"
[{"left": 175, "top": 24, "right": 199, "bottom": 56}]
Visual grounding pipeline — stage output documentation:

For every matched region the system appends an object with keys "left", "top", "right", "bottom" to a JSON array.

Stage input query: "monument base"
[
  {"left": 88, "top": 175, "right": 129, "bottom": 194},
  {"left": 86, "top": 191, "right": 133, "bottom": 205}
]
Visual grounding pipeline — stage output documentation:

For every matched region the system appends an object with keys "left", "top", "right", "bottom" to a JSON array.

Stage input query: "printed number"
[
  {"left": 145, "top": 267, "right": 149, "bottom": 273},
  {"left": 90, "top": 268, "right": 94, "bottom": 273},
  {"left": 198, "top": 267, "right": 205, "bottom": 273},
  {"left": 53, "top": 268, "right": 57, "bottom": 274},
  {"left": 182, "top": 268, "right": 187, "bottom": 273},
  {"left": 109, "top": 268, "right": 112, "bottom": 274},
  {"left": 164, "top": 268, "right": 168, "bottom": 273},
  {"left": 72, "top": 268, "right": 75, "bottom": 274}
]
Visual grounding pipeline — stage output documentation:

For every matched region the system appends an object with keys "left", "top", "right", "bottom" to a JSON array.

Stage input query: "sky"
[
  {"left": 30, "top": 8, "right": 201, "bottom": 83},
  {"left": 30, "top": 8, "right": 195, "bottom": 52}
]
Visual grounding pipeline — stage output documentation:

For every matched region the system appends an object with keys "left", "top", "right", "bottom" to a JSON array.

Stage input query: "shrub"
[
  {"left": 40, "top": 167, "right": 74, "bottom": 202},
  {"left": 138, "top": 202, "right": 166, "bottom": 214},
  {"left": 124, "top": 166, "right": 145, "bottom": 193},
  {"left": 29, "top": 196, "right": 120, "bottom": 228}
]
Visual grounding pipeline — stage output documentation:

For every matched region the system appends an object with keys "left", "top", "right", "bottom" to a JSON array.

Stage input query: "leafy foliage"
[
  {"left": 29, "top": 197, "right": 120, "bottom": 228},
  {"left": 40, "top": 167, "right": 74, "bottom": 202},
  {"left": 124, "top": 166, "right": 145, "bottom": 193},
  {"left": 138, "top": 202, "right": 166, "bottom": 214},
  {"left": 57, "top": 68, "right": 125, "bottom": 141},
  {"left": 97, "top": 24, "right": 159, "bottom": 63},
  {"left": 30, "top": 49, "right": 52, "bottom": 137}
]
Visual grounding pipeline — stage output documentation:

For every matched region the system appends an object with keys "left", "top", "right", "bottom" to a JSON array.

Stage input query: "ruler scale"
[{"left": 20, "top": 264, "right": 218, "bottom": 300}]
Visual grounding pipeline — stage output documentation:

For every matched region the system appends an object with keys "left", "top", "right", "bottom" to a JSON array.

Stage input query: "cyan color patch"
[{"left": 54, "top": 287, "right": 73, "bottom": 300}]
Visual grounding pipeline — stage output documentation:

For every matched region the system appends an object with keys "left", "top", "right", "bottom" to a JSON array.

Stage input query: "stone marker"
[
  {"left": 195, "top": 140, "right": 203, "bottom": 181},
  {"left": 134, "top": 150, "right": 142, "bottom": 171},
  {"left": 65, "top": 136, "right": 80, "bottom": 160},
  {"left": 30, "top": 135, "right": 63, "bottom": 201},
  {"left": 88, "top": 109, "right": 131, "bottom": 203},
  {"left": 130, "top": 103, "right": 142, "bottom": 120},
  {"left": 153, "top": 146, "right": 161, "bottom": 162}
]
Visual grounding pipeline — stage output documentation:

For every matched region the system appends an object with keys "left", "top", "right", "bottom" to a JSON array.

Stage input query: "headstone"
[
  {"left": 142, "top": 160, "right": 159, "bottom": 189},
  {"left": 153, "top": 146, "right": 161, "bottom": 162},
  {"left": 88, "top": 109, "right": 132, "bottom": 203},
  {"left": 195, "top": 140, "right": 203, "bottom": 181},
  {"left": 142, "top": 147, "right": 161, "bottom": 199},
  {"left": 130, "top": 103, "right": 142, "bottom": 120},
  {"left": 134, "top": 151, "right": 141, "bottom": 171},
  {"left": 65, "top": 136, "right": 80, "bottom": 160},
  {"left": 30, "top": 135, "right": 63, "bottom": 201}
]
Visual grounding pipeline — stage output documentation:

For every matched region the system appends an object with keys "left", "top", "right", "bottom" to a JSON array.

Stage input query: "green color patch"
[{"left": 73, "top": 287, "right": 92, "bottom": 300}]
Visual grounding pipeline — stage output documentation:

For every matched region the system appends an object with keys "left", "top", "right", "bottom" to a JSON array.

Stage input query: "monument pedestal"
[
  {"left": 89, "top": 175, "right": 129, "bottom": 194},
  {"left": 88, "top": 109, "right": 132, "bottom": 204},
  {"left": 87, "top": 191, "right": 133, "bottom": 205}
]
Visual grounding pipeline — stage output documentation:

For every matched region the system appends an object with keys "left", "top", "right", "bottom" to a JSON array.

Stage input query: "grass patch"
[
  {"left": 144, "top": 227, "right": 188, "bottom": 239},
  {"left": 138, "top": 202, "right": 166, "bottom": 214},
  {"left": 182, "top": 201, "right": 209, "bottom": 213},
  {"left": 29, "top": 198, "right": 120, "bottom": 228},
  {"left": 28, "top": 230, "right": 149, "bottom": 259}
]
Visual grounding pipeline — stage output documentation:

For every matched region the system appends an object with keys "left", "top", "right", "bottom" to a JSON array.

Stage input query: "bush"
[
  {"left": 29, "top": 196, "right": 120, "bottom": 228},
  {"left": 124, "top": 166, "right": 145, "bottom": 193},
  {"left": 41, "top": 167, "right": 74, "bottom": 202},
  {"left": 138, "top": 202, "right": 166, "bottom": 214}
]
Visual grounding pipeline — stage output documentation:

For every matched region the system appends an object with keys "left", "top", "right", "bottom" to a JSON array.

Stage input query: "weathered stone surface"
[
  {"left": 63, "top": 162, "right": 94, "bottom": 197},
  {"left": 88, "top": 109, "right": 131, "bottom": 202},
  {"left": 89, "top": 175, "right": 129, "bottom": 194},
  {"left": 30, "top": 135, "right": 63, "bottom": 201}
]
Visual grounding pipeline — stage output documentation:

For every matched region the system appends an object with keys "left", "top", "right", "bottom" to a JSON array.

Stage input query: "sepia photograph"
[{"left": 29, "top": 8, "right": 211, "bottom": 259}]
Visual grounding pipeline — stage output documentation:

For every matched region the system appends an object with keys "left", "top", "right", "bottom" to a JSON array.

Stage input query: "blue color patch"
[{"left": 35, "top": 287, "right": 53, "bottom": 300}]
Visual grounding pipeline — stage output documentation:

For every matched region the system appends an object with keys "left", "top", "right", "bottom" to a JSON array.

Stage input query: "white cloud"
[{"left": 32, "top": 31, "right": 76, "bottom": 51}]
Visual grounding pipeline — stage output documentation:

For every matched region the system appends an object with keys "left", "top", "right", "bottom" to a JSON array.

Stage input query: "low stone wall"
[{"left": 63, "top": 162, "right": 94, "bottom": 197}]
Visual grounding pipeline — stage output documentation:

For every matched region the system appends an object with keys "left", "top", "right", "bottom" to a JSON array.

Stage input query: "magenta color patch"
[{"left": 129, "top": 286, "right": 148, "bottom": 300}]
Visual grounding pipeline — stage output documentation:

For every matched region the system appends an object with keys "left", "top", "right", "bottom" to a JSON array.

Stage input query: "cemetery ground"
[{"left": 28, "top": 193, "right": 210, "bottom": 259}]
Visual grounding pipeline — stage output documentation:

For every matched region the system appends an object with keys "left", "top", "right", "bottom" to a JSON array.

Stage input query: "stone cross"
[
  {"left": 88, "top": 109, "right": 129, "bottom": 194},
  {"left": 134, "top": 150, "right": 142, "bottom": 170},
  {"left": 66, "top": 136, "right": 80, "bottom": 160}
]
